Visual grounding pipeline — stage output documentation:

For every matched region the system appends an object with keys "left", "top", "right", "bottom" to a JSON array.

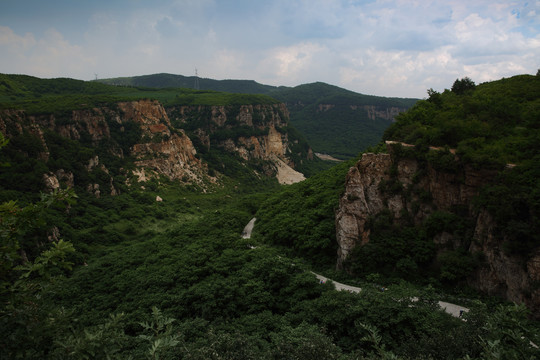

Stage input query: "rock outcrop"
[
  {"left": 335, "top": 144, "right": 540, "bottom": 316},
  {"left": 0, "top": 99, "right": 309, "bottom": 192},
  {"left": 0, "top": 99, "right": 209, "bottom": 192},
  {"left": 167, "top": 103, "right": 308, "bottom": 184}
]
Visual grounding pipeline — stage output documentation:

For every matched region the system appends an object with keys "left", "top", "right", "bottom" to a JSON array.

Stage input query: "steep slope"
[
  {"left": 271, "top": 82, "right": 418, "bottom": 158},
  {"left": 335, "top": 74, "right": 540, "bottom": 317},
  {"left": 166, "top": 102, "right": 312, "bottom": 183},
  {"left": 0, "top": 74, "right": 315, "bottom": 199},
  {"left": 0, "top": 99, "right": 209, "bottom": 197}
]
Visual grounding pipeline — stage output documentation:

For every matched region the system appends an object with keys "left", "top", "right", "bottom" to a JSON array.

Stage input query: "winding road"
[
  {"left": 241, "top": 218, "right": 469, "bottom": 319},
  {"left": 241, "top": 217, "right": 257, "bottom": 239}
]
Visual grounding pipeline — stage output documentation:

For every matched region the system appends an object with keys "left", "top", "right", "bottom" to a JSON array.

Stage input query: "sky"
[{"left": 0, "top": 0, "right": 539, "bottom": 98}]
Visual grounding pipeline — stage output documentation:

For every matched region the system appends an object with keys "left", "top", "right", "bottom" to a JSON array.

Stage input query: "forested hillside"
[
  {"left": 1, "top": 73, "right": 539, "bottom": 359},
  {"left": 99, "top": 73, "right": 280, "bottom": 95},
  {"left": 271, "top": 82, "right": 417, "bottom": 158}
]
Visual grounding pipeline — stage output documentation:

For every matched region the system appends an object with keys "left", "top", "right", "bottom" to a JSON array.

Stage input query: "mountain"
[
  {"left": 98, "top": 74, "right": 419, "bottom": 159},
  {"left": 2, "top": 73, "right": 539, "bottom": 359},
  {"left": 336, "top": 74, "right": 540, "bottom": 316},
  {"left": 0, "top": 74, "right": 319, "bottom": 201},
  {"left": 270, "top": 82, "right": 418, "bottom": 158},
  {"left": 98, "top": 72, "right": 281, "bottom": 94}
]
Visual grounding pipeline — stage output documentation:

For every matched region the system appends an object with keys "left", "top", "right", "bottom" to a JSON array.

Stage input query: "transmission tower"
[{"left": 194, "top": 68, "right": 200, "bottom": 90}]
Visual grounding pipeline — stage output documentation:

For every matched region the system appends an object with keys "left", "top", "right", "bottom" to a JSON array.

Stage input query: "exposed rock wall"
[
  {"left": 335, "top": 146, "right": 540, "bottom": 316},
  {"left": 0, "top": 99, "right": 208, "bottom": 191},
  {"left": 167, "top": 103, "right": 307, "bottom": 183}
]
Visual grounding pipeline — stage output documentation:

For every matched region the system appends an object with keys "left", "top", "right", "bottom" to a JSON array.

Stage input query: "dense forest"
[
  {"left": 1, "top": 74, "right": 540, "bottom": 359},
  {"left": 383, "top": 75, "right": 540, "bottom": 259},
  {"left": 270, "top": 82, "right": 417, "bottom": 158}
]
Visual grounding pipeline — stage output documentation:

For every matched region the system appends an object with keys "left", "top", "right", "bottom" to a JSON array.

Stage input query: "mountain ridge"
[{"left": 97, "top": 73, "right": 419, "bottom": 158}]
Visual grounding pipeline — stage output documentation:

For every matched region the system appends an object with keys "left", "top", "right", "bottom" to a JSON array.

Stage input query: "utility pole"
[{"left": 194, "top": 68, "right": 200, "bottom": 90}]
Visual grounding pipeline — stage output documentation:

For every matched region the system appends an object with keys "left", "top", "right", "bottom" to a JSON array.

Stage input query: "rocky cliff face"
[
  {"left": 115, "top": 100, "right": 207, "bottom": 184},
  {"left": 0, "top": 99, "right": 208, "bottom": 192},
  {"left": 335, "top": 144, "right": 540, "bottom": 316},
  {"left": 167, "top": 103, "right": 308, "bottom": 183},
  {"left": 0, "top": 100, "right": 308, "bottom": 192}
]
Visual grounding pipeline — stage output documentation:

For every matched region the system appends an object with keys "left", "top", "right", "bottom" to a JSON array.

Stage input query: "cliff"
[
  {"left": 335, "top": 144, "right": 540, "bottom": 317},
  {"left": 0, "top": 99, "right": 310, "bottom": 194},
  {"left": 166, "top": 103, "right": 308, "bottom": 183},
  {"left": 0, "top": 99, "right": 208, "bottom": 193}
]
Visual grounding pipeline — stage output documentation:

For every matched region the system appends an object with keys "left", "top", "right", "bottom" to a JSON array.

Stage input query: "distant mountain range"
[{"left": 98, "top": 73, "right": 419, "bottom": 158}]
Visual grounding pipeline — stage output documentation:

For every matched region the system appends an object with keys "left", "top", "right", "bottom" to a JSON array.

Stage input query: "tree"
[{"left": 451, "top": 77, "right": 476, "bottom": 95}]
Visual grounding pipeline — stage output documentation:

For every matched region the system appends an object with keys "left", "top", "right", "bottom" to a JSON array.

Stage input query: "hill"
[
  {"left": 0, "top": 74, "right": 324, "bottom": 203},
  {"left": 271, "top": 82, "right": 418, "bottom": 158},
  {"left": 98, "top": 74, "right": 419, "bottom": 159},
  {"left": 1, "top": 73, "right": 539, "bottom": 359},
  {"left": 257, "top": 73, "right": 540, "bottom": 318},
  {"left": 98, "top": 72, "right": 280, "bottom": 94}
]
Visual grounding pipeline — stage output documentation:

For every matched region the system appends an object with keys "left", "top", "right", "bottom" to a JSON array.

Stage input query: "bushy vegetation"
[
  {"left": 3, "top": 175, "right": 538, "bottom": 359},
  {"left": 2, "top": 74, "right": 540, "bottom": 359},
  {"left": 255, "top": 159, "right": 355, "bottom": 267},
  {"left": 271, "top": 82, "right": 418, "bottom": 159},
  {"left": 384, "top": 74, "right": 540, "bottom": 259}
]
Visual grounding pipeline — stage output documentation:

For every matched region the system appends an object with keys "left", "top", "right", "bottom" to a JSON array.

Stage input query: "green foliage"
[
  {"left": 52, "top": 313, "right": 129, "bottom": 360},
  {"left": 382, "top": 74, "right": 540, "bottom": 260},
  {"left": 476, "top": 159, "right": 540, "bottom": 258},
  {"left": 0, "top": 73, "right": 279, "bottom": 115},
  {"left": 452, "top": 77, "right": 476, "bottom": 95},
  {"left": 475, "top": 303, "right": 540, "bottom": 360},
  {"left": 271, "top": 82, "right": 417, "bottom": 158},
  {"left": 384, "top": 74, "right": 540, "bottom": 166},
  {"left": 0, "top": 189, "right": 77, "bottom": 359},
  {"left": 349, "top": 221, "right": 436, "bottom": 281},
  {"left": 255, "top": 160, "right": 355, "bottom": 266},
  {"left": 138, "top": 307, "right": 181, "bottom": 360}
]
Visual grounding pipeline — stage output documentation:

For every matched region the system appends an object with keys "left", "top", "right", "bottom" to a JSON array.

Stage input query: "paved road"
[
  {"left": 240, "top": 219, "right": 469, "bottom": 318},
  {"left": 312, "top": 272, "right": 469, "bottom": 318},
  {"left": 312, "top": 272, "right": 361, "bottom": 293},
  {"left": 241, "top": 218, "right": 256, "bottom": 239}
]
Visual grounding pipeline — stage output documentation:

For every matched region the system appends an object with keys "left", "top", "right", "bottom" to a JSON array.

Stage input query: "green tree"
[
  {"left": 0, "top": 189, "right": 76, "bottom": 358},
  {"left": 451, "top": 77, "right": 476, "bottom": 95}
]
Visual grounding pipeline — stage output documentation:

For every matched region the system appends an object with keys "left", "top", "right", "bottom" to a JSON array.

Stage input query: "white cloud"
[
  {"left": 0, "top": 26, "right": 95, "bottom": 77},
  {"left": 0, "top": 0, "right": 538, "bottom": 96}
]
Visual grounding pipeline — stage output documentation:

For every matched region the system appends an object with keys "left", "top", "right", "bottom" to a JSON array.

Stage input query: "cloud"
[
  {"left": 0, "top": 0, "right": 538, "bottom": 96},
  {"left": 0, "top": 26, "right": 95, "bottom": 77}
]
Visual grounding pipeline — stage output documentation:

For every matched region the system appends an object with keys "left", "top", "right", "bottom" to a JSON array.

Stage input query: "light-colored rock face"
[
  {"left": 167, "top": 103, "right": 305, "bottom": 183},
  {"left": 132, "top": 131, "right": 204, "bottom": 183},
  {"left": 0, "top": 99, "right": 210, "bottom": 192},
  {"left": 1, "top": 100, "right": 305, "bottom": 189},
  {"left": 335, "top": 147, "right": 540, "bottom": 316},
  {"left": 335, "top": 153, "right": 392, "bottom": 268},
  {"left": 266, "top": 126, "right": 285, "bottom": 157}
]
